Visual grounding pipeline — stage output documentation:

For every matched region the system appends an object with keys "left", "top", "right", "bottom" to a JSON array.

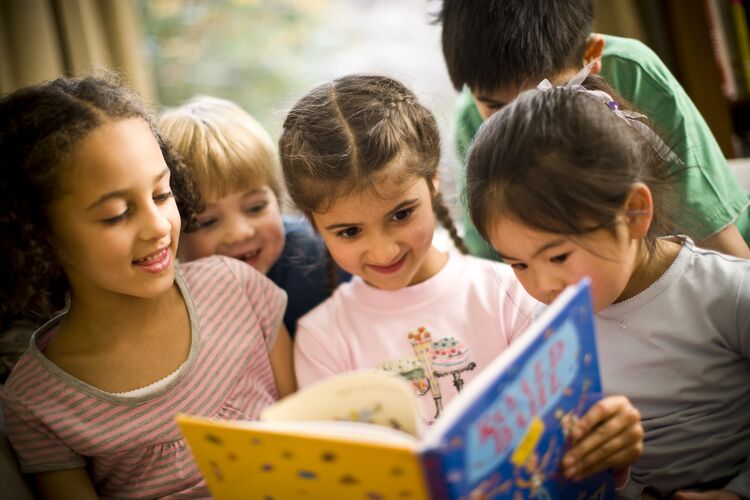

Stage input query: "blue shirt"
[{"left": 267, "top": 217, "right": 350, "bottom": 337}]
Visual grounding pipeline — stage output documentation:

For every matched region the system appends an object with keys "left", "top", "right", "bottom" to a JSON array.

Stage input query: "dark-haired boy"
[{"left": 439, "top": 0, "right": 750, "bottom": 259}]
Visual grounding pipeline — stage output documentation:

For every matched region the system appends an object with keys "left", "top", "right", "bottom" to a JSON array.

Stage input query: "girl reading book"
[
  {"left": 466, "top": 72, "right": 750, "bottom": 499},
  {"left": 279, "top": 73, "right": 642, "bottom": 482}
]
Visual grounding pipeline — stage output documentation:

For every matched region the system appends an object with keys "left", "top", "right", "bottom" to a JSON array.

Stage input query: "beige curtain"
[{"left": 0, "top": 0, "right": 155, "bottom": 100}]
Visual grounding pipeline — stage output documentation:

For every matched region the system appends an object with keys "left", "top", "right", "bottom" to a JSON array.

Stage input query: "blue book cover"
[{"left": 422, "top": 277, "right": 614, "bottom": 499}]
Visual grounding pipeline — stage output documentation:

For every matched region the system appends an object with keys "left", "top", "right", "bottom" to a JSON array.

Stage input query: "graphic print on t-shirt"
[{"left": 379, "top": 327, "right": 476, "bottom": 420}]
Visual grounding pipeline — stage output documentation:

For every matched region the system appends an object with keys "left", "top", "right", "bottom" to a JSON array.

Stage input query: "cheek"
[{"left": 178, "top": 233, "right": 217, "bottom": 261}]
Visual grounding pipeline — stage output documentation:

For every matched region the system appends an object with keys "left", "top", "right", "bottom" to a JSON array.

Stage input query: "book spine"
[
  {"left": 421, "top": 449, "right": 451, "bottom": 500},
  {"left": 732, "top": 0, "right": 750, "bottom": 94}
]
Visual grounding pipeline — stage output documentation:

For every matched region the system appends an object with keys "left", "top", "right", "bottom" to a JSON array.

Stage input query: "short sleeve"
[
  {"left": 1, "top": 392, "right": 85, "bottom": 474},
  {"left": 222, "top": 257, "right": 288, "bottom": 351}
]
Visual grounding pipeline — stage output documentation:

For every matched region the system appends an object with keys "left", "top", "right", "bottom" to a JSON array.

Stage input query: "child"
[
  {"left": 159, "top": 96, "right": 348, "bottom": 337},
  {"left": 438, "top": 0, "right": 750, "bottom": 259},
  {"left": 0, "top": 76, "right": 295, "bottom": 498},
  {"left": 465, "top": 74, "right": 750, "bottom": 499},
  {"left": 280, "top": 73, "right": 643, "bottom": 481}
]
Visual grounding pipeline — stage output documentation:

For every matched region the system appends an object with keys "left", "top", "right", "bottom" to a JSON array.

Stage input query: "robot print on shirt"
[{"left": 379, "top": 326, "right": 476, "bottom": 420}]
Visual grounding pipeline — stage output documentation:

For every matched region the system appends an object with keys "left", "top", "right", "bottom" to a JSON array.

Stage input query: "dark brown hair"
[
  {"left": 438, "top": 0, "right": 595, "bottom": 92},
  {"left": 0, "top": 74, "right": 201, "bottom": 328},
  {"left": 467, "top": 76, "right": 678, "bottom": 254},
  {"left": 279, "top": 74, "right": 467, "bottom": 255}
]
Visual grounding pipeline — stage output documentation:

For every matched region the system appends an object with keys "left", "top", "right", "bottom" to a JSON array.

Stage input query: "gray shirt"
[{"left": 596, "top": 238, "right": 750, "bottom": 499}]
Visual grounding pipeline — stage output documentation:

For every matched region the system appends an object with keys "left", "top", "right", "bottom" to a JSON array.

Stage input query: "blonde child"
[
  {"left": 159, "top": 96, "right": 347, "bottom": 337},
  {"left": 279, "top": 73, "right": 643, "bottom": 481},
  {"left": 0, "top": 76, "right": 295, "bottom": 499},
  {"left": 465, "top": 74, "right": 750, "bottom": 499}
]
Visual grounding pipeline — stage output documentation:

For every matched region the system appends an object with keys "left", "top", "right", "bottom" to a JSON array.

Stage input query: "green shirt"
[{"left": 455, "top": 34, "right": 750, "bottom": 257}]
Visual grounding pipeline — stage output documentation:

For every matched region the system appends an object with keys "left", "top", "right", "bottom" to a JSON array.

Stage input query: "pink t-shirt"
[
  {"left": 1, "top": 256, "right": 286, "bottom": 499},
  {"left": 295, "top": 252, "right": 539, "bottom": 423}
]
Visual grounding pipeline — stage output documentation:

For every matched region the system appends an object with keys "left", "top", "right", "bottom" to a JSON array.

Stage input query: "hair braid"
[{"left": 433, "top": 192, "right": 468, "bottom": 254}]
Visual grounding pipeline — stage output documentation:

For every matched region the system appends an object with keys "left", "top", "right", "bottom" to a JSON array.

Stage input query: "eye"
[
  {"left": 391, "top": 207, "right": 414, "bottom": 223},
  {"left": 244, "top": 201, "right": 268, "bottom": 215},
  {"left": 550, "top": 253, "right": 570, "bottom": 264},
  {"left": 196, "top": 217, "right": 219, "bottom": 230},
  {"left": 102, "top": 209, "right": 131, "bottom": 225},
  {"left": 509, "top": 263, "right": 528, "bottom": 271},
  {"left": 335, "top": 226, "right": 361, "bottom": 239},
  {"left": 154, "top": 191, "right": 174, "bottom": 203}
]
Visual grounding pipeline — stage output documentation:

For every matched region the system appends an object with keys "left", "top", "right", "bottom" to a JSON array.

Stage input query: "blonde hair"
[{"left": 159, "top": 96, "right": 282, "bottom": 200}]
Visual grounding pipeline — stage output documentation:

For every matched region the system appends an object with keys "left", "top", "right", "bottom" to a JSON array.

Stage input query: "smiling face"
[
  {"left": 48, "top": 118, "right": 181, "bottom": 302},
  {"left": 178, "top": 186, "right": 285, "bottom": 273},
  {"left": 311, "top": 172, "right": 446, "bottom": 291},
  {"left": 487, "top": 217, "right": 642, "bottom": 313}
]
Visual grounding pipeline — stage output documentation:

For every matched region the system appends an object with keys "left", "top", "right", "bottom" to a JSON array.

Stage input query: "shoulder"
[
  {"left": 178, "top": 255, "right": 264, "bottom": 287},
  {"left": 600, "top": 34, "right": 676, "bottom": 94},
  {"left": 679, "top": 239, "right": 750, "bottom": 281}
]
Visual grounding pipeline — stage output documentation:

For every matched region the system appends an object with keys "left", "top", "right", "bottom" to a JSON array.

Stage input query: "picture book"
[{"left": 177, "top": 278, "right": 614, "bottom": 499}]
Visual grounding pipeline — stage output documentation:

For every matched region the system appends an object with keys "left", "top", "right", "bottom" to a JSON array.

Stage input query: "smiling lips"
[
  {"left": 133, "top": 246, "right": 171, "bottom": 273},
  {"left": 237, "top": 248, "right": 261, "bottom": 266},
  {"left": 368, "top": 254, "right": 407, "bottom": 274}
]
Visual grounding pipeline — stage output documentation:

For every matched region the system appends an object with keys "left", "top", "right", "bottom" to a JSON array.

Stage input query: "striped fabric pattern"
[{"left": 1, "top": 256, "right": 286, "bottom": 499}]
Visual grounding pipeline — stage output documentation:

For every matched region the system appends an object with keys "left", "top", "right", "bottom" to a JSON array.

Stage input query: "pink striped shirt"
[{"left": 1, "top": 256, "right": 286, "bottom": 499}]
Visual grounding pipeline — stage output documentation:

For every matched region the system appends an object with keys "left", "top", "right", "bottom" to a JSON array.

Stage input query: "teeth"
[
  {"left": 241, "top": 250, "right": 260, "bottom": 260},
  {"left": 136, "top": 248, "right": 165, "bottom": 264}
]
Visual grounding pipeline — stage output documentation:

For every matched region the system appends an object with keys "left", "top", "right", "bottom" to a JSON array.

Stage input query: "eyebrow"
[
  {"left": 87, "top": 168, "right": 170, "bottom": 211},
  {"left": 496, "top": 238, "right": 568, "bottom": 261},
  {"left": 323, "top": 198, "right": 419, "bottom": 231}
]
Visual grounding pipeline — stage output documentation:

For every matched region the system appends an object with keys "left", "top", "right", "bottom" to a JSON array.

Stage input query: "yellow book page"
[{"left": 177, "top": 415, "right": 430, "bottom": 500}]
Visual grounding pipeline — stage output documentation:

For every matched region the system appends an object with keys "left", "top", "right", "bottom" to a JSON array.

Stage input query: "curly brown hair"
[
  {"left": 0, "top": 75, "right": 201, "bottom": 329},
  {"left": 279, "top": 74, "right": 468, "bottom": 255}
]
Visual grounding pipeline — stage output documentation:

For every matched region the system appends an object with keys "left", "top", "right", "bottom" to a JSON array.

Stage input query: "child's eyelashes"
[
  {"left": 510, "top": 262, "right": 528, "bottom": 271},
  {"left": 195, "top": 217, "right": 219, "bottom": 230},
  {"left": 335, "top": 226, "right": 361, "bottom": 239},
  {"left": 550, "top": 253, "right": 570, "bottom": 264},
  {"left": 244, "top": 202, "right": 268, "bottom": 215},
  {"left": 154, "top": 191, "right": 174, "bottom": 203},
  {"left": 391, "top": 207, "right": 415, "bottom": 223},
  {"left": 102, "top": 209, "right": 132, "bottom": 225}
]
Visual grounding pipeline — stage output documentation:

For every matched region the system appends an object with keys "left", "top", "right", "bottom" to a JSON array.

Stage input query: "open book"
[{"left": 177, "top": 278, "right": 613, "bottom": 499}]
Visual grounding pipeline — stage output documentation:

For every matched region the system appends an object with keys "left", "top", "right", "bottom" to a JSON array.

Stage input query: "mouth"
[
  {"left": 234, "top": 248, "right": 261, "bottom": 266},
  {"left": 368, "top": 254, "right": 407, "bottom": 274},
  {"left": 133, "top": 246, "right": 172, "bottom": 273}
]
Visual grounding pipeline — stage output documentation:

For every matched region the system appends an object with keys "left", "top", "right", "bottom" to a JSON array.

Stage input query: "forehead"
[
  {"left": 59, "top": 118, "right": 166, "bottom": 199},
  {"left": 317, "top": 174, "right": 426, "bottom": 216}
]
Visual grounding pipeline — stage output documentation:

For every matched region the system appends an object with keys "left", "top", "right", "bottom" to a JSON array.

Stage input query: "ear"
[
  {"left": 427, "top": 172, "right": 440, "bottom": 195},
  {"left": 583, "top": 34, "right": 605, "bottom": 75},
  {"left": 623, "top": 183, "right": 653, "bottom": 240}
]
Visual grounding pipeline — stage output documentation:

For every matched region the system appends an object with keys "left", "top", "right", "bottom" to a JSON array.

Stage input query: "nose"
[
  {"left": 224, "top": 213, "right": 255, "bottom": 246},
  {"left": 532, "top": 270, "right": 564, "bottom": 301},
  {"left": 367, "top": 231, "right": 401, "bottom": 265},
  {"left": 140, "top": 200, "right": 173, "bottom": 241}
]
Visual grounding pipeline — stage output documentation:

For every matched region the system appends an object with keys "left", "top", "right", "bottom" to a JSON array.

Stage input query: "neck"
[
  {"left": 60, "top": 282, "right": 184, "bottom": 348},
  {"left": 617, "top": 238, "right": 680, "bottom": 302}
]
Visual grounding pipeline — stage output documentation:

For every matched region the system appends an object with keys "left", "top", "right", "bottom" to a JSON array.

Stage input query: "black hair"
[{"left": 438, "top": 0, "right": 595, "bottom": 92}]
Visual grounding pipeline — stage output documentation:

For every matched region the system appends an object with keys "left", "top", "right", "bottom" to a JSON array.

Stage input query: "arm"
[
  {"left": 36, "top": 468, "right": 98, "bottom": 500},
  {"left": 269, "top": 323, "right": 296, "bottom": 398},
  {"left": 561, "top": 395, "right": 643, "bottom": 481},
  {"left": 696, "top": 224, "right": 750, "bottom": 258}
]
